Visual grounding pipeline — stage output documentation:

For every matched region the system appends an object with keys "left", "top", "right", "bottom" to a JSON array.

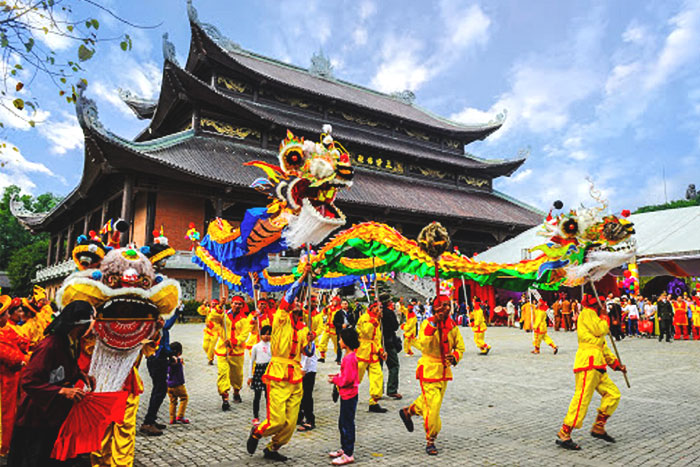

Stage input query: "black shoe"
[
  {"left": 246, "top": 427, "right": 259, "bottom": 454},
  {"left": 556, "top": 438, "right": 581, "bottom": 450},
  {"left": 318, "top": 358, "right": 325, "bottom": 363},
  {"left": 263, "top": 447, "right": 288, "bottom": 461},
  {"left": 591, "top": 431, "right": 616, "bottom": 443},
  {"left": 222, "top": 400, "right": 231, "bottom": 411},
  {"left": 233, "top": 393, "right": 242, "bottom": 403},
  {"left": 154, "top": 422, "right": 166, "bottom": 430},
  {"left": 399, "top": 408, "right": 414, "bottom": 432},
  {"left": 368, "top": 404, "right": 388, "bottom": 413}
]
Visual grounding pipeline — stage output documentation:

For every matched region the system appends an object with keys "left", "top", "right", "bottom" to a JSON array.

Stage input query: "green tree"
[
  {"left": 0, "top": 0, "right": 156, "bottom": 138},
  {"left": 7, "top": 237, "right": 47, "bottom": 295},
  {"left": 0, "top": 184, "right": 60, "bottom": 269}
]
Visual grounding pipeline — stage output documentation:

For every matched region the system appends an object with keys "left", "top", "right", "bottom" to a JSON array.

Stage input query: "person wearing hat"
[
  {"left": 247, "top": 265, "right": 314, "bottom": 461},
  {"left": 198, "top": 300, "right": 219, "bottom": 365},
  {"left": 532, "top": 299, "right": 558, "bottom": 354},
  {"left": 216, "top": 296, "right": 251, "bottom": 410},
  {"left": 398, "top": 295, "right": 465, "bottom": 456},
  {"left": 401, "top": 303, "right": 418, "bottom": 356},
  {"left": 556, "top": 294, "right": 626, "bottom": 451},
  {"left": 0, "top": 297, "right": 30, "bottom": 455},
  {"left": 8, "top": 300, "right": 94, "bottom": 467},
  {"left": 469, "top": 297, "right": 491, "bottom": 355},
  {"left": 355, "top": 300, "right": 387, "bottom": 413},
  {"left": 319, "top": 296, "right": 342, "bottom": 363}
]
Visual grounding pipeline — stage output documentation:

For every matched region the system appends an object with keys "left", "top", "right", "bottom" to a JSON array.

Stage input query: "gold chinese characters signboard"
[{"left": 353, "top": 154, "right": 405, "bottom": 174}]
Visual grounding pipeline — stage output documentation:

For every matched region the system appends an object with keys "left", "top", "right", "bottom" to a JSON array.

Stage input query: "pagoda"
[{"left": 13, "top": 1, "right": 541, "bottom": 301}]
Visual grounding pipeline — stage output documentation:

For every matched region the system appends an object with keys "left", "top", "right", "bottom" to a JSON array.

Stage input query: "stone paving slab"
[{"left": 133, "top": 324, "right": 699, "bottom": 466}]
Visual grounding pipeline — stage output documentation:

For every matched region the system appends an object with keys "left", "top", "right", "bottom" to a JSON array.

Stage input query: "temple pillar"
[{"left": 120, "top": 176, "right": 134, "bottom": 246}]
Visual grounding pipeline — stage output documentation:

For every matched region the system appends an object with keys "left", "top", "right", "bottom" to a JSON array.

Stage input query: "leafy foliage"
[
  {"left": 633, "top": 198, "right": 700, "bottom": 214},
  {"left": 7, "top": 237, "right": 48, "bottom": 295},
  {"left": 0, "top": 0, "right": 148, "bottom": 135},
  {"left": 0, "top": 184, "right": 61, "bottom": 269}
]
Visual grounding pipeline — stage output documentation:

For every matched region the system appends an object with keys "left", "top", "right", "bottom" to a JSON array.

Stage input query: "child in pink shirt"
[{"left": 328, "top": 327, "right": 360, "bottom": 465}]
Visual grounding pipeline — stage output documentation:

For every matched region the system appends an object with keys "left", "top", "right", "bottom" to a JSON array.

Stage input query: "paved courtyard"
[{"left": 134, "top": 324, "right": 700, "bottom": 466}]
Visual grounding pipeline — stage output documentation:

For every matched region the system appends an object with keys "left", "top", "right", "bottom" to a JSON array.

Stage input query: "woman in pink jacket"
[{"left": 328, "top": 327, "right": 360, "bottom": 465}]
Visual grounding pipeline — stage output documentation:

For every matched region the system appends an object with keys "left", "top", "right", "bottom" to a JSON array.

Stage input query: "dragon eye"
[
  {"left": 283, "top": 147, "right": 305, "bottom": 169},
  {"left": 561, "top": 218, "right": 578, "bottom": 237}
]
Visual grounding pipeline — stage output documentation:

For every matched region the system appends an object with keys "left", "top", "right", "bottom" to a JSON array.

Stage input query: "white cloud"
[
  {"left": 0, "top": 141, "right": 57, "bottom": 193},
  {"left": 370, "top": 38, "right": 430, "bottom": 92},
  {"left": 604, "top": 62, "right": 642, "bottom": 95},
  {"left": 91, "top": 60, "right": 162, "bottom": 118},
  {"left": 353, "top": 28, "right": 368, "bottom": 46},
  {"left": 16, "top": 1, "right": 72, "bottom": 51},
  {"left": 440, "top": 1, "right": 490, "bottom": 48},
  {"left": 359, "top": 0, "right": 377, "bottom": 20},
  {"left": 622, "top": 24, "right": 646, "bottom": 43},
  {"left": 508, "top": 168, "right": 532, "bottom": 183},
  {"left": 450, "top": 106, "right": 497, "bottom": 125},
  {"left": 38, "top": 114, "right": 84, "bottom": 155},
  {"left": 644, "top": 5, "right": 700, "bottom": 90}
]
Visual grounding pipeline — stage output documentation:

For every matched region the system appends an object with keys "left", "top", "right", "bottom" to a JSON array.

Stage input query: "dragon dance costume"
[
  {"left": 557, "top": 296, "right": 624, "bottom": 450},
  {"left": 532, "top": 300, "right": 557, "bottom": 354},
  {"left": 355, "top": 305, "right": 385, "bottom": 410},
  {"left": 215, "top": 297, "right": 251, "bottom": 406},
  {"left": 469, "top": 301, "right": 491, "bottom": 355}
]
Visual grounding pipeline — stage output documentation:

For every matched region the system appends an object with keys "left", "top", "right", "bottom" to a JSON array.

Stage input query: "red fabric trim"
[{"left": 572, "top": 370, "right": 588, "bottom": 427}]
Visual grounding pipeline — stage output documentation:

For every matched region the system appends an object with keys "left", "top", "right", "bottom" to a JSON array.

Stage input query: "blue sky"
[{"left": 2, "top": 0, "right": 699, "bottom": 214}]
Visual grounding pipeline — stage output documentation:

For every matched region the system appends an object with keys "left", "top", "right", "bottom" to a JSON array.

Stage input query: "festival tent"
[{"left": 476, "top": 206, "right": 700, "bottom": 278}]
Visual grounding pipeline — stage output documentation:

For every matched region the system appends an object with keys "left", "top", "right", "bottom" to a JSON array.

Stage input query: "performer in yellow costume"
[
  {"left": 470, "top": 298, "right": 491, "bottom": 355},
  {"left": 532, "top": 299, "right": 558, "bottom": 354},
  {"left": 556, "top": 295, "right": 626, "bottom": 450},
  {"left": 399, "top": 295, "right": 465, "bottom": 455},
  {"left": 356, "top": 302, "right": 388, "bottom": 412},
  {"left": 247, "top": 266, "right": 312, "bottom": 462},
  {"left": 520, "top": 297, "right": 534, "bottom": 331},
  {"left": 91, "top": 336, "right": 155, "bottom": 467},
  {"left": 199, "top": 300, "right": 219, "bottom": 365},
  {"left": 318, "top": 296, "right": 341, "bottom": 362},
  {"left": 691, "top": 298, "right": 700, "bottom": 340},
  {"left": 401, "top": 308, "right": 418, "bottom": 355},
  {"left": 304, "top": 295, "right": 323, "bottom": 344},
  {"left": 216, "top": 296, "right": 251, "bottom": 410}
]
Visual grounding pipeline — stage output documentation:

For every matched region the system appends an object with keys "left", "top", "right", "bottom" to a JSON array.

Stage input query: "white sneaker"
[
  {"left": 328, "top": 449, "right": 344, "bottom": 458},
  {"left": 332, "top": 453, "right": 355, "bottom": 465}
]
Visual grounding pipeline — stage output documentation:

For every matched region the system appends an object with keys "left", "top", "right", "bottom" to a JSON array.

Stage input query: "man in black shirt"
[
  {"left": 657, "top": 292, "right": 674, "bottom": 342},
  {"left": 332, "top": 299, "right": 357, "bottom": 364},
  {"left": 379, "top": 293, "right": 402, "bottom": 400}
]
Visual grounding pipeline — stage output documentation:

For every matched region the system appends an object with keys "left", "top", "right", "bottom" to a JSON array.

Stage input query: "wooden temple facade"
[{"left": 14, "top": 2, "right": 542, "bottom": 301}]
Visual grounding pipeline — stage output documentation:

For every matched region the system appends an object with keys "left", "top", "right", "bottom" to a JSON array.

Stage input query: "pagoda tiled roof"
[
  {"left": 150, "top": 61, "right": 524, "bottom": 177},
  {"left": 90, "top": 128, "right": 541, "bottom": 228},
  {"left": 185, "top": 1, "right": 505, "bottom": 141}
]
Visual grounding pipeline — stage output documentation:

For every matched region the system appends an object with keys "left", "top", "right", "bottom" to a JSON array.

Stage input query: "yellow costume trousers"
[
  {"left": 357, "top": 360, "right": 383, "bottom": 405},
  {"left": 255, "top": 380, "right": 303, "bottom": 449},
  {"left": 318, "top": 330, "right": 337, "bottom": 357},
  {"left": 91, "top": 392, "right": 139, "bottom": 467},
  {"left": 202, "top": 332, "right": 217, "bottom": 362},
  {"left": 473, "top": 330, "right": 490, "bottom": 353},
  {"left": 411, "top": 380, "right": 447, "bottom": 440},
  {"left": 403, "top": 336, "right": 418, "bottom": 355},
  {"left": 168, "top": 384, "right": 188, "bottom": 421},
  {"left": 533, "top": 332, "right": 556, "bottom": 349},
  {"left": 217, "top": 354, "right": 244, "bottom": 395},
  {"left": 563, "top": 370, "right": 620, "bottom": 429}
]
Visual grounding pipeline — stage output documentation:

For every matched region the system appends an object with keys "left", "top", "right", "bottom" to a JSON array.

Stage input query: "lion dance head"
[{"left": 58, "top": 245, "right": 180, "bottom": 392}]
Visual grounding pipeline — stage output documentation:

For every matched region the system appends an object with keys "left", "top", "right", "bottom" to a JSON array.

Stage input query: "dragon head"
[
  {"left": 248, "top": 125, "right": 353, "bottom": 248},
  {"left": 533, "top": 185, "right": 636, "bottom": 286},
  {"left": 58, "top": 246, "right": 180, "bottom": 392}
]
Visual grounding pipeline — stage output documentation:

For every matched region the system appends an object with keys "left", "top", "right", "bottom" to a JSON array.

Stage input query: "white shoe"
[
  {"left": 329, "top": 449, "right": 344, "bottom": 458},
  {"left": 332, "top": 453, "right": 355, "bottom": 465}
]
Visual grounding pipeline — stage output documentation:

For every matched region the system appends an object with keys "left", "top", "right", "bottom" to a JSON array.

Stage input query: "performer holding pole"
[
  {"left": 556, "top": 292, "right": 627, "bottom": 450},
  {"left": 247, "top": 264, "right": 314, "bottom": 461}
]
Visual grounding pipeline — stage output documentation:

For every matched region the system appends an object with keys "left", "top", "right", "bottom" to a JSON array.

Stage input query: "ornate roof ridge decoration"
[
  {"left": 390, "top": 90, "right": 416, "bottom": 105},
  {"left": 186, "top": 0, "right": 241, "bottom": 53},
  {"left": 9, "top": 195, "right": 49, "bottom": 230},
  {"left": 309, "top": 49, "right": 333, "bottom": 79},
  {"left": 118, "top": 88, "right": 157, "bottom": 120},
  {"left": 162, "top": 32, "right": 179, "bottom": 66}
]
